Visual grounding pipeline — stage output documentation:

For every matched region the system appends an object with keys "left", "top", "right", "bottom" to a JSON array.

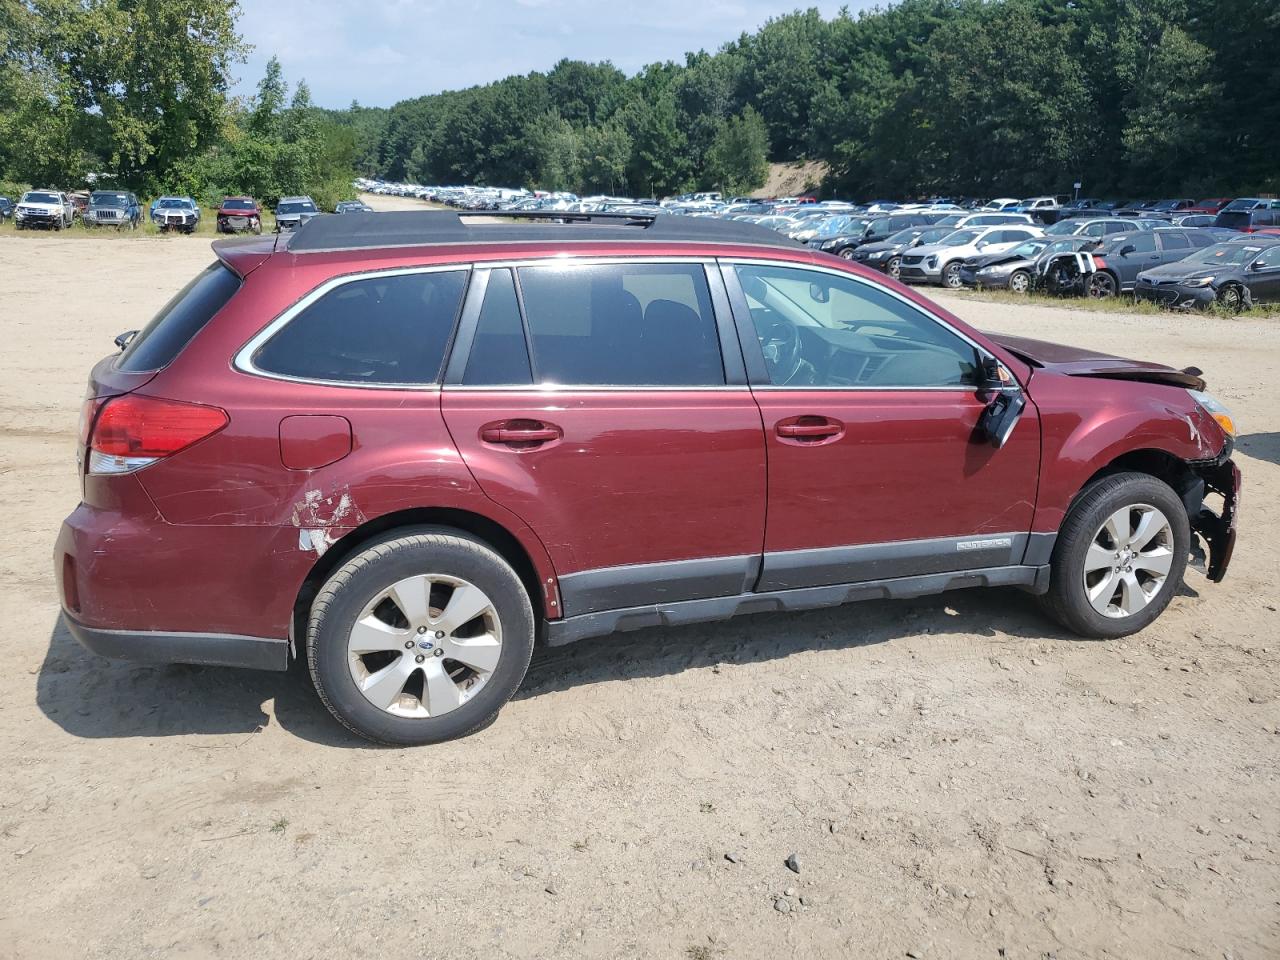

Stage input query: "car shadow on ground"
[
  {"left": 1237, "top": 432, "right": 1279, "bottom": 467},
  {"left": 36, "top": 585, "right": 1115, "bottom": 746}
]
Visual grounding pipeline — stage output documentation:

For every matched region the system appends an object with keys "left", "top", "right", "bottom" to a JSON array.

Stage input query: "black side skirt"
[
  {"left": 546, "top": 564, "right": 1050, "bottom": 647},
  {"left": 64, "top": 614, "right": 290, "bottom": 672}
]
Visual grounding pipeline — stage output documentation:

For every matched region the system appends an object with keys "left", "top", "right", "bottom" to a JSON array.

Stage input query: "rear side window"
[
  {"left": 1161, "top": 232, "right": 1191, "bottom": 250},
  {"left": 516, "top": 263, "right": 724, "bottom": 386},
  {"left": 252, "top": 269, "right": 467, "bottom": 385},
  {"left": 119, "top": 263, "right": 241, "bottom": 371}
]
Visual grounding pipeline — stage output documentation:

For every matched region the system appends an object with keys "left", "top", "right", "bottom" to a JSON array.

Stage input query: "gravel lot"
[{"left": 1, "top": 204, "right": 1277, "bottom": 959}]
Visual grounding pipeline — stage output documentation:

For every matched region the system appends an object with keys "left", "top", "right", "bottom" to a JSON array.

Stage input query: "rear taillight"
[
  {"left": 88, "top": 394, "right": 228, "bottom": 474},
  {"left": 1092, "top": 256, "right": 1107, "bottom": 269}
]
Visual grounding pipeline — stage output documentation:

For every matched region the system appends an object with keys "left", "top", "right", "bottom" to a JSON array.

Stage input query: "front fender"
[{"left": 1030, "top": 374, "right": 1226, "bottom": 532}]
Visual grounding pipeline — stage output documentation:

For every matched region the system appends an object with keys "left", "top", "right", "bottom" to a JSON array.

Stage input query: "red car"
[
  {"left": 215, "top": 195, "right": 262, "bottom": 234},
  {"left": 55, "top": 211, "right": 1241, "bottom": 745},
  {"left": 1189, "top": 198, "right": 1231, "bottom": 215}
]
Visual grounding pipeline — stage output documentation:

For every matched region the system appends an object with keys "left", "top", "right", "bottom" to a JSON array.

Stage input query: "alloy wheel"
[
  {"left": 1087, "top": 272, "right": 1116, "bottom": 299},
  {"left": 887, "top": 257, "right": 902, "bottom": 280},
  {"left": 944, "top": 263, "right": 963, "bottom": 288},
  {"left": 1009, "top": 271, "right": 1030, "bottom": 293},
  {"left": 838, "top": 248, "right": 856, "bottom": 260},
  {"left": 346, "top": 573, "right": 503, "bottom": 717},
  {"left": 1219, "top": 285, "right": 1242, "bottom": 313},
  {"left": 1082, "top": 504, "right": 1175, "bottom": 618}
]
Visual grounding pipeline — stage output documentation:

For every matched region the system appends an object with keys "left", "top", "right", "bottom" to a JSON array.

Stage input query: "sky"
[{"left": 233, "top": 0, "right": 872, "bottom": 109}]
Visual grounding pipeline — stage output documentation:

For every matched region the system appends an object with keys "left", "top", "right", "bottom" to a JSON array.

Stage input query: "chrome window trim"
[
  {"left": 232, "top": 264, "right": 469, "bottom": 391},
  {"left": 720, "top": 255, "right": 1002, "bottom": 391}
]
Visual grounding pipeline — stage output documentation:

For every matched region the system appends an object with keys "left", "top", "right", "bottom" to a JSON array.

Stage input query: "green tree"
[{"left": 705, "top": 107, "right": 769, "bottom": 195}]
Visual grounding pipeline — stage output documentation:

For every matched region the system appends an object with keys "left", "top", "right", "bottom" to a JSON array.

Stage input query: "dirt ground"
[{"left": 1, "top": 198, "right": 1277, "bottom": 960}]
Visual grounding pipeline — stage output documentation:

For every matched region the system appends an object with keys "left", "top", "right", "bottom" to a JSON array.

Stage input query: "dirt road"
[{"left": 0, "top": 218, "right": 1276, "bottom": 959}]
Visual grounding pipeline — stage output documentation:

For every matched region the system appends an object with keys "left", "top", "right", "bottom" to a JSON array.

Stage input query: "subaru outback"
[{"left": 56, "top": 211, "right": 1241, "bottom": 745}]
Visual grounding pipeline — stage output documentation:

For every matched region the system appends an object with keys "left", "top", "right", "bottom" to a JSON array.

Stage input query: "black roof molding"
[{"left": 285, "top": 209, "right": 802, "bottom": 253}]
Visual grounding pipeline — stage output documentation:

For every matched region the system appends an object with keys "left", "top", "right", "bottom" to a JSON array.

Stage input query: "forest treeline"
[{"left": 350, "top": 0, "right": 1278, "bottom": 199}]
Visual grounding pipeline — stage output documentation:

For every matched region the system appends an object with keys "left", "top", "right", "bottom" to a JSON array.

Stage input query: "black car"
[
  {"left": 335, "top": 200, "right": 375, "bottom": 214},
  {"left": 815, "top": 213, "right": 941, "bottom": 258},
  {"left": 959, "top": 236, "right": 1097, "bottom": 292},
  {"left": 1134, "top": 237, "right": 1280, "bottom": 312},
  {"left": 847, "top": 225, "right": 953, "bottom": 279},
  {"left": 0, "top": 196, "right": 13, "bottom": 220}
]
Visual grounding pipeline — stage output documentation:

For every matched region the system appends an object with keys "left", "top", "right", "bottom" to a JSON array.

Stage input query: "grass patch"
[{"left": 944, "top": 286, "right": 1280, "bottom": 319}]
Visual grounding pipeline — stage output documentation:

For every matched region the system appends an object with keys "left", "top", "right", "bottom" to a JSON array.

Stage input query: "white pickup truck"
[{"left": 14, "top": 189, "right": 75, "bottom": 230}]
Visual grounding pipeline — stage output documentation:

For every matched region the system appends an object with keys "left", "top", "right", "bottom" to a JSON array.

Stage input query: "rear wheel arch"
[{"left": 291, "top": 507, "right": 550, "bottom": 657}]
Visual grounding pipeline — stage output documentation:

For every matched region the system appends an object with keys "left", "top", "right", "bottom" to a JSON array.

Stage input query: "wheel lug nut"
[
  {"left": 434, "top": 648, "right": 444, "bottom": 657},
  {"left": 417, "top": 626, "right": 427, "bottom": 634},
  {"left": 436, "top": 631, "right": 445, "bottom": 640},
  {"left": 404, "top": 640, "right": 415, "bottom": 649},
  {"left": 415, "top": 654, "right": 425, "bottom": 663}
]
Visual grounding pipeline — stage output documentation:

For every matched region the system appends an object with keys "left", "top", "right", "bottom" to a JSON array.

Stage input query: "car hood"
[
  {"left": 855, "top": 240, "right": 901, "bottom": 254},
  {"left": 817, "top": 233, "right": 861, "bottom": 245},
  {"left": 988, "top": 333, "right": 1205, "bottom": 390},
  {"left": 1136, "top": 262, "right": 1220, "bottom": 283},
  {"left": 968, "top": 251, "right": 1029, "bottom": 270}
]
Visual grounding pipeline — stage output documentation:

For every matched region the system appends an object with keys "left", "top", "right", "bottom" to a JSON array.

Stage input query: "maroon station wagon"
[{"left": 56, "top": 211, "right": 1241, "bottom": 745}]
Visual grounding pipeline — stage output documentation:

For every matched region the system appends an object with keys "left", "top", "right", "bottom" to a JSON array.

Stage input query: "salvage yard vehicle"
[
  {"left": 0, "top": 196, "right": 13, "bottom": 221},
  {"left": 56, "top": 210, "right": 1240, "bottom": 745},
  {"left": 848, "top": 225, "right": 953, "bottom": 280},
  {"left": 14, "top": 189, "right": 75, "bottom": 230},
  {"left": 1076, "top": 228, "right": 1222, "bottom": 297},
  {"left": 1135, "top": 237, "right": 1280, "bottom": 312},
  {"left": 84, "top": 191, "right": 141, "bottom": 229},
  {"left": 959, "top": 236, "right": 1097, "bottom": 292},
  {"left": 899, "top": 224, "right": 1044, "bottom": 288},
  {"left": 216, "top": 196, "right": 262, "bottom": 234},
  {"left": 152, "top": 196, "right": 201, "bottom": 233},
  {"left": 1214, "top": 199, "right": 1279, "bottom": 233},
  {"left": 275, "top": 195, "right": 319, "bottom": 231}
]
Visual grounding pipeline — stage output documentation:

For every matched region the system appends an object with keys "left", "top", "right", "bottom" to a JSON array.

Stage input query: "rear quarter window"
[
  {"left": 251, "top": 269, "right": 468, "bottom": 385},
  {"left": 118, "top": 263, "right": 241, "bottom": 371}
]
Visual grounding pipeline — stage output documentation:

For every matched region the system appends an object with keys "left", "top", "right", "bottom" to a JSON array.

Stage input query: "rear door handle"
[{"left": 480, "top": 420, "right": 562, "bottom": 446}]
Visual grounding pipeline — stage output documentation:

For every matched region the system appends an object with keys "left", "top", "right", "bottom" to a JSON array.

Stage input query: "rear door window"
[
  {"left": 515, "top": 263, "right": 724, "bottom": 386},
  {"left": 251, "top": 269, "right": 467, "bottom": 385},
  {"left": 1160, "top": 232, "right": 1192, "bottom": 251},
  {"left": 119, "top": 263, "right": 241, "bottom": 371}
]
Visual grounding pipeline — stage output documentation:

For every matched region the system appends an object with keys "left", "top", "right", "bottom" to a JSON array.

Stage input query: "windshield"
[
  {"left": 1185, "top": 243, "right": 1264, "bottom": 266},
  {"left": 1221, "top": 199, "right": 1262, "bottom": 212},
  {"left": 90, "top": 193, "right": 126, "bottom": 206},
  {"left": 1044, "top": 220, "right": 1082, "bottom": 235},
  {"left": 939, "top": 229, "right": 980, "bottom": 246},
  {"left": 910, "top": 228, "right": 951, "bottom": 246},
  {"left": 159, "top": 198, "right": 191, "bottom": 209},
  {"left": 813, "top": 216, "right": 856, "bottom": 237},
  {"left": 1045, "top": 238, "right": 1086, "bottom": 254},
  {"left": 933, "top": 215, "right": 964, "bottom": 227},
  {"left": 222, "top": 198, "right": 255, "bottom": 210},
  {"left": 278, "top": 201, "right": 317, "bottom": 214},
  {"left": 23, "top": 192, "right": 60, "bottom": 204},
  {"left": 1153, "top": 200, "right": 1182, "bottom": 210},
  {"left": 1009, "top": 240, "right": 1048, "bottom": 258}
]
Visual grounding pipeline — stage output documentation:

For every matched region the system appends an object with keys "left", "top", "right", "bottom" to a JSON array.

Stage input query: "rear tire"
[
  {"left": 1038, "top": 472, "right": 1189, "bottom": 639},
  {"left": 1087, "top": 271, "right": 1117, "bottom": 299},
  {"left": 307, "top": 527, "right": 535, "bottom": 746}
]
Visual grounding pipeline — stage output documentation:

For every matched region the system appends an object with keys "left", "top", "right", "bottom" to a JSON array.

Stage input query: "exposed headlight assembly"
[{"left": 1188, "top": 389, "right": 1236, "bottom": 437}]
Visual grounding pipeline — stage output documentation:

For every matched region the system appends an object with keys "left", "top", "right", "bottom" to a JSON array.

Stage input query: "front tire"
[
  {"left": 1087, "top": 271, "right": 1117, "bottom": 299},
  {"left": 837, "top": 247, "right": 856, "bottom": 260},
  {"left": 886, "top": 256, "right": 902, "bottom": 280},
  {"left": 942, "top": 261, "right": 963, "bottom": 288},
  {"left": 307, "top": 528, "right": 535, "bottom": 746},
  {"left": 1008, "top": 269, "right": 1031, "bottom": 294},
  {"left": 1038, "top": 472, "right": 1189, "bottom": 638},
  {"left": 1218, "top": 283, "right": 1244, "bottom": 314}
]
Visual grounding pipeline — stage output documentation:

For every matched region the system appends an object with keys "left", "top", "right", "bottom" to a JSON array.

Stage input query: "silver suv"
[{"left": 275, "top": 196, "right": 320, "bottom": 232}]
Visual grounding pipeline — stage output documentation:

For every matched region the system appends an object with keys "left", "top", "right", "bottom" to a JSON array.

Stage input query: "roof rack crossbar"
[{"left": 459, "top": 210, "right": 658, "bottom": 224}]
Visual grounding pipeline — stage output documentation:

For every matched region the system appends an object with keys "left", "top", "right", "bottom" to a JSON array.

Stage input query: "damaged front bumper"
[{"left": 1187, "top": 447, "right": 1240, "bottom": 583}]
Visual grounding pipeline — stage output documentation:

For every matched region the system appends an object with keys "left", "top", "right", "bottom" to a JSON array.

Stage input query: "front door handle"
[
  {"left": 776, "top": 416, "right": 844, "bottom": 443},
  {"left": 480, "top": 420, "right": 562, "bottom": 447}
]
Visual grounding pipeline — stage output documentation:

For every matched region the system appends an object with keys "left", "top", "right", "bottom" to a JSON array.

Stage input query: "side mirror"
[
  {"left": 977, "top": 357, "right": 1025, "bottom": 448},
  {"left": 809, "top": 282, "right": 830, "bottom": 304},
  {"left": 114, "top": 330, "right": 138, "bottom": 352},
  {"left": 1251, "top": 259, "right": 1265, "bottom": 271},
  {"left": 1120, "top": 244, "right": 1136, "bottom": 257}
]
